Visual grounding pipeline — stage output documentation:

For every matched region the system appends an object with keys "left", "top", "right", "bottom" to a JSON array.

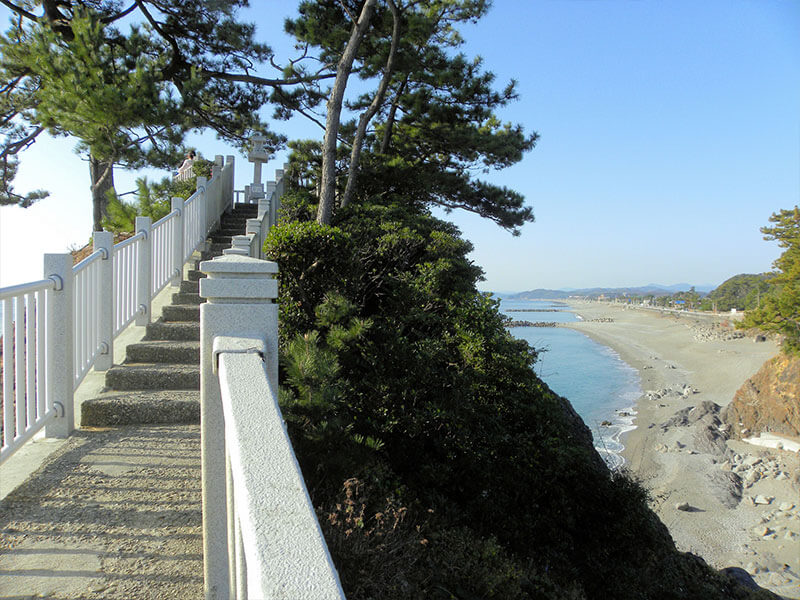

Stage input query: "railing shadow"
[{"left": 0, "top": 425, "right": 203, "bottom": 599}]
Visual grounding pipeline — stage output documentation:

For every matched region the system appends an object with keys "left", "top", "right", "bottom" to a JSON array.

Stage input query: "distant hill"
[{"left": 508, "top": 283, "right": 713, "bottom": 300}]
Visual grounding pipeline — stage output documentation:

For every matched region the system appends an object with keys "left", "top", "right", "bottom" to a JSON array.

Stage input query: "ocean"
[{"left": 500, "top": 299, "right": 640, "bottom": 469}]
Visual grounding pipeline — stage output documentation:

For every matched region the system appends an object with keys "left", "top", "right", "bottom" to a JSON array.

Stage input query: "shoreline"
[{"left": 558, "top": 301, "right": 799, "bottom": 599}]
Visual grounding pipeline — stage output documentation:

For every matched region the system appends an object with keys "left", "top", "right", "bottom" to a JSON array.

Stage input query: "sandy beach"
[{"left": 562, "top": 301, "right": 800, "bottom": 599}]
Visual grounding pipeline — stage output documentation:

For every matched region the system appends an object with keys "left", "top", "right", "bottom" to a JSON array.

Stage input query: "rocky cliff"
[{"left": 723, "top": 352, "right": 800, "bottom": 439}]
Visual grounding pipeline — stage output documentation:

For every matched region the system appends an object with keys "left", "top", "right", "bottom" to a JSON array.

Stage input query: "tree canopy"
[
  {"left": 284, "top": 0, "right": 537, "bottom": 233},
  {"left": 0, "top": 0, "right": 291, "bottom": 229},
  {"left": 2, "top": 0, "right": 536, "bottom": 236}
]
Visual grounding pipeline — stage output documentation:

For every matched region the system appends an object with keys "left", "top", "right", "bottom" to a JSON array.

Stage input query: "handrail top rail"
[
  {"left": 0, "top": 277, "right": 56, "bottom": 300},
  {"left": 113, "top": 230, "right": 146, "bottom": 252},
  {"left": 72, "top": 248, "right": 106, "bottom": 273},
  {"left": 184, "top": 188, "right": 202, "bottom": 206},
  {"left": 152, "top": 208, "right": 180, "bottom": 229},
  {"left": 216, "top": 348, "right": 346, "bottom": 600}
]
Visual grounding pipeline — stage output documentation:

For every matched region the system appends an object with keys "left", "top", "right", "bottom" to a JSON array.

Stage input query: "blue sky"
[{"left": 1, "top": 0, "right": 798, "bottom": 292}]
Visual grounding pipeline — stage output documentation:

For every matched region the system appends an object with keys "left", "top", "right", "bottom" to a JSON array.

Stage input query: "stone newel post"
[
  {"left": 198, "top": 254, "right": 278, "bottom": 598},
  {"left": 43, "top": 253, "right": 74, "bottom": 438}
]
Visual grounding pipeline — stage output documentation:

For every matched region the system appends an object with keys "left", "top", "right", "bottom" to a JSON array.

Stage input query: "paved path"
[{"left": 0, "top": 425, "right": 202, "bottom": 599}]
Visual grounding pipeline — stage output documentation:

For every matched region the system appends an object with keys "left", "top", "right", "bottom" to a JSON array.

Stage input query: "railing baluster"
[
  {"left": 74, "top": 271, "right": 82, "bottom": 381},
  {"left": 2, "top": 298, "right": 14, "bottom": 445},
  {"left": 26, "top": 293, "right": 35, "bottom": 428},
  {"left": 14, "top": 295, "right": 25, "bottom": 438},
  {"left": 82, "top": 269, "right": 88, "bottom": 377},
  {"left": 36, "top": 290, "right": 46, "bottom": 420},
  {"left": 129, "top": 244, "right": 135, "bottom": 326},
  {"left": 90, "top": 264, "right": 96, "bottom": 368},
  {"left": 121, "top": 245, "right": 126, "bottom": 332}
]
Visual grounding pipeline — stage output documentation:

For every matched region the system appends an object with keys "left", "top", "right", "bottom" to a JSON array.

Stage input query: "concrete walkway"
[{"left": 0, "top": 425, "right": 202, "bottom": 600}]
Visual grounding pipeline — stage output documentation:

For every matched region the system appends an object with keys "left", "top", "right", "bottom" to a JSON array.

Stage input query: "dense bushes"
[{"left": 264, "top": 191, "right": 777, "bottom": 599}]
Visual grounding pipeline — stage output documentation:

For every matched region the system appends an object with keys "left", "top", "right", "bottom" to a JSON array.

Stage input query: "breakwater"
[{"left": 507, "top": 320, "right": 560, "bottom": 328}]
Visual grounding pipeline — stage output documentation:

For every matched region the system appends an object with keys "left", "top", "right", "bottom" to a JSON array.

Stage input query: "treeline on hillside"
[
  {"left": 600, "top": 274, "right": 774, "bottom": 313},
  {"left": 703, "top": 274, "right": 772, "bottom": 312}
]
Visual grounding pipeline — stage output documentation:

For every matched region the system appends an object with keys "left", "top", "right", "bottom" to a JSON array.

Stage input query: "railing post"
[
  {"left": 273, "top": 169, "right": 284, "bottom": 229},
  {"left": 171, "top": 197, "right": 184, "bottom": 287},
  {"left": 226, "top": 155, "right": 235, "bottom": 209},
  {"left": 199, "top": 254, "right": 279, "bottom": 598},
  {"left": 94, "top": 231, "right": 114, "bottom": 371},
  {"left": 257, "top": 193, "right": 270, "bottom": 223},
  {"left": 196, "top": 176, "right": 209, "bottom": 237},
  {"left": 246, "top": 219, "right": 261, "bottom": 259},
  {"left": 212, "top": 158, "right": 224, "bottom": 218},
  {"left": 266, "top": 181, "right": 277, "bottom": 228},
  {"left": 135, "top": 216, "right": 152, "bottom": 326},
  {"left": 223, "top": 235, "right": 250, "bottom": 257},
  {"left": 44, "top": 253, "right": 74, "bottom": 438}
]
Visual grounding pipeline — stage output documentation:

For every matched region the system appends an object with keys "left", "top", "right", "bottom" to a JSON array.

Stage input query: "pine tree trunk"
[
  {"left": 341, "top": 0, "right": 400, "bottom": 209},
  {"left": 89, "top": 155, "right": 115, "bottom": 232},
  {"left": 316, "top": 0, "right": 377, "bottom": 225},
  {"left": 379, "top": 76, "right": 407, "bottom": 155}
]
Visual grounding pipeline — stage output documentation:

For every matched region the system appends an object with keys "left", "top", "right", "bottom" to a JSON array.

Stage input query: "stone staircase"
[{"left": 80, "top": 203, "right": 259, "bottom": 427}]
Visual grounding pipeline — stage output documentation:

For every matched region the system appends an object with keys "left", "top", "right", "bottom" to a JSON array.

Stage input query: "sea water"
[{"left": 501, "top": 299, "right": 640, "bottom": 469}]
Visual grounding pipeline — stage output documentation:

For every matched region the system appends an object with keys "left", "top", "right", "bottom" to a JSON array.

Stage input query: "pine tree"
[
  {"left": 741, "top": 207, "right": 800, "bottom": 354},
  {"left": 0, "top": 1, "right": 317, "bottom": 229},
  {"left": 285, "top": 0, "right": 537, "bottom": 233}
]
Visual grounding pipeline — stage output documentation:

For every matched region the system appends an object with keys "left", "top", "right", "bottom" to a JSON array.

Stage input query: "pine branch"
[
  {"left": 0, "top": 0, "right": 38, "bottom": 22},
  {"left": 199, "top": 67, "right": 339, "bottom": 87},
  {"left": 100, "top": 3, "right": 138, "bottom": 25},
  {"left": 0, "top": 125, "right": 44, "bottom": 160}
]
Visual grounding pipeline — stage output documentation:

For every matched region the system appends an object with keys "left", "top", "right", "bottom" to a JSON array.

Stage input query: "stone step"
[
  {"left": 144, "top": 320, "right": 199, "bottom": 341},
  {"left": 80, "top": 390, "right": 200, "bottom": 426},
  {"left": 211, "top": 235, "right": 233, "bottom": 245},
  {"left": 196, "top": 254, "right": 221, "bottom": 266},
  {"left": 105, "top": 363, "right": 200, "bottom": 390},
  {"left": 218, "top": 227, "right": 246, "bottom": 236},
  {"left": 179, "top": 280, "right": 199, "bottom": 294},
  {"left": 172, "top": 292, "right": 204, "bottom": 305},
  {"left": 162, "top": 304, "right": 200, "bottom": 322},
  {"left": 126, "top": 340, "right": 200, "bottom": 364},
  {"left": 230, "top": 206, "right": 258, "bottom": 215},
  {"left": 221, "top": 217, "right": 248, "bottom": 225},
  {"left": 187, "top": 269, "right": 206, "bottom": 282}
]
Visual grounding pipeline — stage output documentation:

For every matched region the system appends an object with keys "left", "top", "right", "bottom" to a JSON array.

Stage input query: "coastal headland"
[{"left": 561, "top": 301, "right": 799, "bottom": 599}]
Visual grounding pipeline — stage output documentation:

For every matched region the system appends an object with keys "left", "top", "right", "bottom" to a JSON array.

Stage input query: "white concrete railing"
[
  {"left": 0, "top": 154, "right": 235, "bottom": 464},
  {"left": 199, "top": 254, "right": 344, "bottom": 600},
  {"left": 228, "top": 163, "right": 287, "bottom": 261},
  {"left": 175, "top": 164, "right": 194, "bottom": 182},
  {"left": 1, "top": 146, "right": 337, "bottom": 597}
]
